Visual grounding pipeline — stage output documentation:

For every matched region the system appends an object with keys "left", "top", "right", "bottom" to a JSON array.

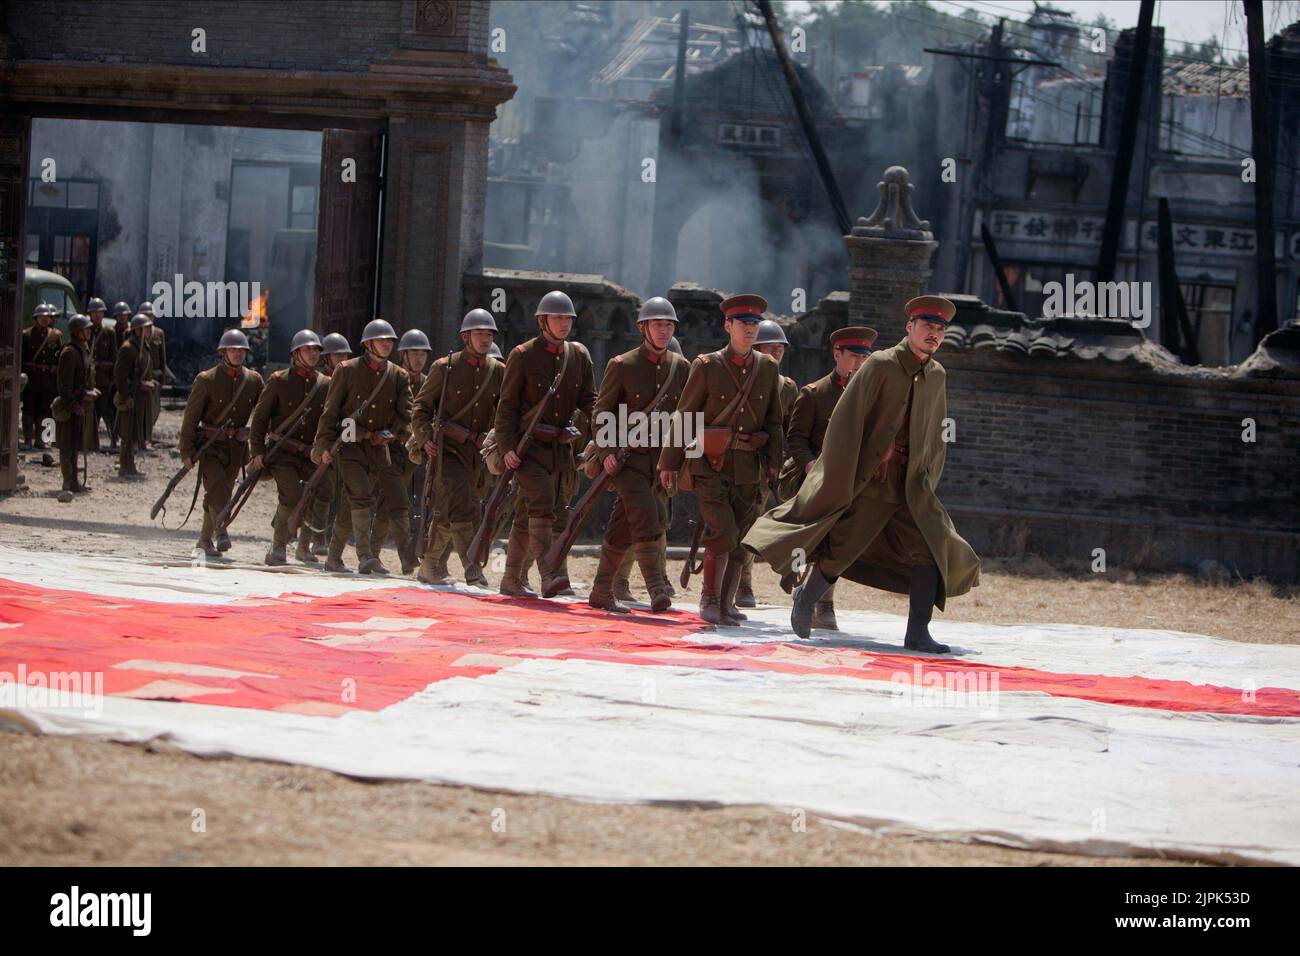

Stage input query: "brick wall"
[
  {"left": 937, "top": 346, "right": 1300, "bottom": 580},
  {"left": 6, "top": 0, "right": 487, "bottom": 70}
]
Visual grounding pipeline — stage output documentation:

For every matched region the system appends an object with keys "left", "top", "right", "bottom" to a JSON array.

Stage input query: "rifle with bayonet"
[
  {"left": 214, "top": 375, "right": 325, "bottom": 534},
  {"left": 415, "top": 350, "right": 454, "bottom": 556},
  {"left": 150, "top": 370, "right": 253, "bottom": 522},
  {"left": 467, "top": 356, "right": 567, "bottom": 569}
]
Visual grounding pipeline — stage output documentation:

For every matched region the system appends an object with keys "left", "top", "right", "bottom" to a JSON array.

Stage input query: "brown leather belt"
[
  {"left": 356, "top": 428, "right": 395, "bottom": 445},
  {"left": 268, "top": 432, "right": 310, "bottom": 456},
  {"left": 729, "top": 431, "right": 769, "bottom": 453},
  {"left": 201, "top": 424, "right": 250, "bottom": 441},
  {"left": 531, "top": 423, "right": 579, "bottom": 445}
]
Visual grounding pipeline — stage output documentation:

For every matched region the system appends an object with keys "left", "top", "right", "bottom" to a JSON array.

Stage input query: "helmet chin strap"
[
  {"left": 640, "top": 326, "right": 667, "bottom": 354},
  {"left": 538, "top": 316, "right": 565, "bottom": 344}
]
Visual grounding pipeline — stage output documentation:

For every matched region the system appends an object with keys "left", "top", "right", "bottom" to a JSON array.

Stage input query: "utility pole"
[
  {"left": 1097, "top": 0, "right": 1154, "bottom": 283},
  {"left": 670, "top": 10, "right": 690, "bottom": 145},
  {"left": 755, "top": 0, "right": 852, "bottom": 236},
  {"left": 1244, "top": 0, "right": 1278, "bottom": 339}
]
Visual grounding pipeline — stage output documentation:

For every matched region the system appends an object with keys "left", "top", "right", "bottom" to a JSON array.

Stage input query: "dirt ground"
[{"left": 0, "top": 407, "right": 1291, "bottom": 866}]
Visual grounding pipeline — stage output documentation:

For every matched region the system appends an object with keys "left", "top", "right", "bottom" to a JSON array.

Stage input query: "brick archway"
[{"left": 0, "top": 0, "right": 514, "bottom": 493}]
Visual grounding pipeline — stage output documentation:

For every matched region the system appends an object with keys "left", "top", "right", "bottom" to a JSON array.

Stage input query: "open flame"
[{"left": 240, "top": 291, "right": 268, "bottom": 329}]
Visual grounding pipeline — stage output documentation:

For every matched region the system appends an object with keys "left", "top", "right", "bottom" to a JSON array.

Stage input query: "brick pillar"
[{"left": 843, "top": 166, "right": 937, "bottom": 346}]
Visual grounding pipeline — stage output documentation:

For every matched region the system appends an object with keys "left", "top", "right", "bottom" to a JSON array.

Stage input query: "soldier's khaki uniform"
[
  {"left": 370, "top": 365, "right": 425, "bottom": 571},
  {"left": 21, "top": 324, "right": 62, "bottom": 448},
  {"left": 409, "top": 350, "right": 502, "bottom": 583},
  {"left": 249, "top": 365, "right": 329, "bottom": 558},
  {"left": 89, "top": 320, "right": 118, "bottom": 448},
  {"left": 54, "top": 337, "right": 94, "bottom": 490},
  {"left": 179, "top": 363, "right": 264, "bottom": 550},
  {"left": 112, "top": 331, "right": 153, "bottom": 476},
  {"left": 494, "top": 335, "right": 595, "bottom": 593},
  {"left": 658, "top": 345, "right": 783, "bottom": 619},
  {"left": 590, "top": 344, "right": 688, "bottom": 608},
  {"left": 311, "top": 355, "right": 412, "bottom": 570},
  {"left": 786, "top": 372, "right": 845, "bottom": 491},
  {"left": 146, "top": 326, "right": 167, "bottom": 442},
  {"left": 737, "top": 370, "right": 798, "bottom": 603}
]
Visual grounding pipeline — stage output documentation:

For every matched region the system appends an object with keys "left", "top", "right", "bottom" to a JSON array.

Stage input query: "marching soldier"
[
  {"left": 493, "top": 290, "right": 596, "bottom": 598},
  {"left": 733, "top": 318, "right": 799, "bottom": 608},
  {"left": 53, "top": 314, "right": 99, "bottom": 493},
  {"left": 370, "top": 329, "right": 432, "bottom": 573},
  {"left": 112, "top": 301, "right": 132, "bottom": 349},
  {"left": 321, "top": 333, "right": 352, "bottom": 374},
  {"left": 587, "top": 297, "right": 688, "bottom": 612},
  {"left": 179, "top": 329, "right": 264, "bottom": 558},
  {"left": 312, "top": 319, "right": 412, "bottom": 575},
  {"left": 612, "top": 334, "right": 684, "bottom": 603},
  {"left": 113, "top": 314, "right": 156, "bottom": 479},
  {"left": 658, "top": 294, "right": 783, "bottom": 625},
  {"left": 409, "top": 309, "right": 503, "bottom": 586},
  {"left": 314, "top": 332, "right": 353, "bottom": 557},
  {"left": 21, "top": 303, "right": 63, "bottom": 450},
  {"left": 249, "top": 329, "right": 329, "bottom": 566},
  {"left": 773, "top": 326, "right": 877, "bottom": 630},
  {"left": 745, "top": 297, "right": 981, "bottom": 652},
  {"left": 137, "top": 300, "right": 167, "bottom": 445},
  {"left": 86, "top": 298, "right": 117, "bottom": 450}
]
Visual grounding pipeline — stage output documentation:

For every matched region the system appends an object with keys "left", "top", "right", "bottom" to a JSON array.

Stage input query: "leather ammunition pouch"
[
  {"left": 201, "top": 424, "right": 251, "bottom": 442},
  {"left": 50, "top": 396, "right": 71, "bottom": 423}
]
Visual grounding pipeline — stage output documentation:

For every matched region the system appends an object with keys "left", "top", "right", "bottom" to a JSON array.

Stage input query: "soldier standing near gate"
[
  {"left": 312, "top": 319, "right": 412, "bottom": 575},
  {"left": 745, "top": 297, "right": 981, "bottom": 652},
  {"left": 113, "top": 313, "right": 155, "bottom": 480},
  {"left": 657, "top": 294, "right": 783, "bottom": 625},
  {"left": 179, "top": 329, "right": 264, "bottom": 558},
  {"left": 137, "top": 300, "right": 167, "bottom": 447},
  {"left": 53, "top": 314, "right": 99, "bottom": 494},
  {"left": 409, "top": 309, "right": 502, "bottom": 586},
  {"left": 84, "top": 298, "right": 116, "bottom": 451},
  {"left": 587, "top": 297, "right": 687, "bottom": 612},
  {"left": 21, "top": 303, "right": 63, "bottom": 450},
  {"left": 249, "top": 329, "right": 329, "bottom": 566},
  {"left": 493, "top": 291, "right": 596, "bottom": 598}
]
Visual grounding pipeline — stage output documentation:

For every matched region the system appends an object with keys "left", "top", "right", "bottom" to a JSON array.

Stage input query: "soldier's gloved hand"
[
  {"left": 321, "top": 449, "right": 333, "bottom": 465},
  {"left": 423, "top": 440, "right": 437, "bottom": 457},
  {"left": 183, "top": 458, "right": 194, "bottom": 469},
  {"left": 603, "top": 454, "right": 618, "bottom": 477},
  {"left": 659, "top": 468, "right": 674, "bottom": 492},
  {"left": 251, "top": 455, "right": 264, "bottom": 472},
  {"left": 504, "top": 450, "right": 522, "bottom": 470}
]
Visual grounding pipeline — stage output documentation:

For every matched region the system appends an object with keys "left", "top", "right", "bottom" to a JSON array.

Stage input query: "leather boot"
[
  {"left": 392, "top": 513, "right": 415, "bottom": 575},
  {"left": 791, "top": 563, "right": 833, "bottom": 639},
  {"left": 736, "top": 552, "right": 757, "bottom": 608},
  {"left": 499, "top": 525, "right": 536, "bottom": 597},
  {"left": 657, "top": 533, "right": 676, "bottom": 598},
  {"left": 195, "top": 536, "right": 220, "bottom": 558},
  {"left": 198, "top": 510, "right": 224, "bottom": 559},
  {"left": 294, "top": 534, "right": 318, "bottom": 564},
  {"left": 265, "top": 544, "right": 287, "bottom": 566},
  {"left": 451, "top": 522, "right": 489, "bottom": 587},
  {"left": 635, "top": 540, "right": 672, "bottom": 613},
  {"left": 904, "top": 564, "right": 950, "bottom": 654},
  {"left": 312, "top": 529, "right": 330, "bottom": 556},
  {"left": 417, "top": 523, "right": 452, "bottom": 585},
  {"left": 529, "top": 517, "right": 568, "bottom": 597},
  {"left": 555, "top": 555, "right": 576, "bottom": 596},
  {"left": 588, "top": 546, "right": 629, "bottom": 612},
  {"left": 324, "top": 528, "right": 351, "bottom": 573},
  {"left": 216, "top": 530, "right": 232, "bottom": 552},
  {"left": 720, "top": 551, "right": 747, "bottom": 625},
  {"left": 811, "top": 581, "right": 839, "bottom": 631},
  {"left": 698, "top": 550, "right": 727, "bottom": 625},
  {"left": 613, "top": 549, "right": 636, "bottom": 603},
  {"left": 352, "top": 507, "right": 388, "bottom": 575}
]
